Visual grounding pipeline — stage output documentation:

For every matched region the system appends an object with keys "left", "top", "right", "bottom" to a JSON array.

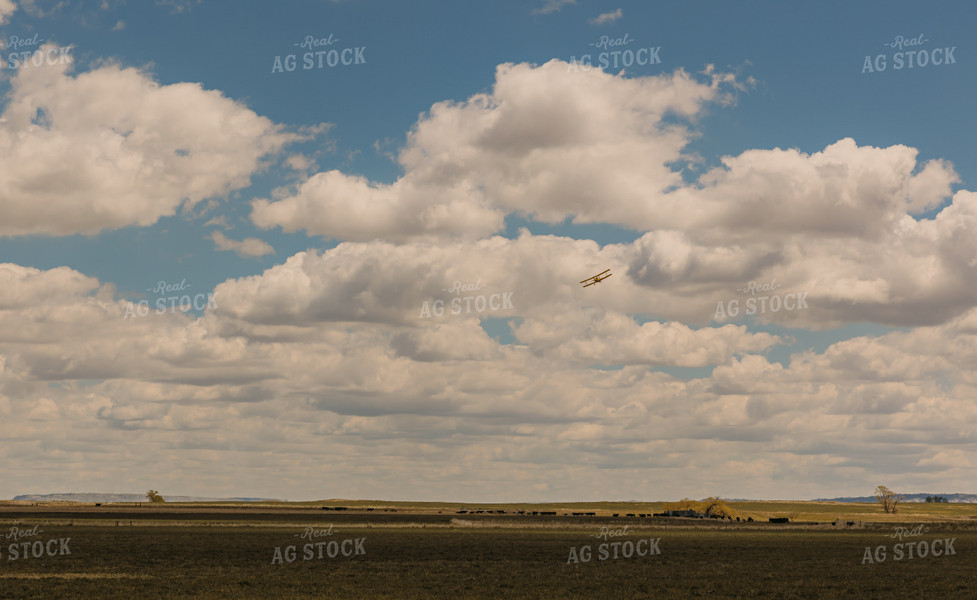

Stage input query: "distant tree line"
[{"left": 925, "top": 495, "right": 949, "bottom": 503}]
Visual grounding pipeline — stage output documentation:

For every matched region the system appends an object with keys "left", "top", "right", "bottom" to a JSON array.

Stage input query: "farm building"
[{"left": 654, "top": 509, "right": 703, "bottom": 518}]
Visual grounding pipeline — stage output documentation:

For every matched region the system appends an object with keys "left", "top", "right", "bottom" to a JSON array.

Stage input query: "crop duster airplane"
[{"left": 580, "top": 269, "right": 612, "bottom": 288}]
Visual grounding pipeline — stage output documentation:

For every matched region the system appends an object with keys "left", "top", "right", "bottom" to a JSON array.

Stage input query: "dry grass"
[
  {"left": 0, "top": 503, "right": 974, "bottom": 598},
  {"left": 0, "top": 573, "right": 154, "bottom": 579}
]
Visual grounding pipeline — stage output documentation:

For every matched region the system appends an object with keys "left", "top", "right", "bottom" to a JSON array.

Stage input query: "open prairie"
[{"left": 0, "top": 501, "right": 975, "bottom": 599}]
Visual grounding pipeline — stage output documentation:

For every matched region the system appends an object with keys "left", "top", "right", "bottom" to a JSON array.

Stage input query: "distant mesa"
[
  {"left": 11, "top": 493, "right": 280, "bottom": 503},
  {"left": 816, "top": 493, "right": 977, "bottom": 504}
]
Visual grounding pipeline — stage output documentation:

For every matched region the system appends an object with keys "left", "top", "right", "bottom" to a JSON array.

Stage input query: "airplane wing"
[{"left": 580, "top": 269, "right": 611, "bottom": 284}]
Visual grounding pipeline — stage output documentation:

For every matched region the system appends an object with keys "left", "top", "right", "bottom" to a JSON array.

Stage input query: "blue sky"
[
  {"left": 5, "top": 0, "right": 974, "bottom": 288},
  {"left": 1, "top": 0, "right": 975, "bottom": 502}
]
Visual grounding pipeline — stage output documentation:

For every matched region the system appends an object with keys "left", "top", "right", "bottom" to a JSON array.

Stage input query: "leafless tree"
[{"left": 875, "top": 485, "right": 902, "bottom": 514}]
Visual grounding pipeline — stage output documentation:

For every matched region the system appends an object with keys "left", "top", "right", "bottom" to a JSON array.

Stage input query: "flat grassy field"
[{"left": 0, "top": 501, "right": 974, "bottom": 599}]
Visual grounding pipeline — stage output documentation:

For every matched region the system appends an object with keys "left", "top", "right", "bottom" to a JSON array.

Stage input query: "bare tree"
[
  {"left": 670, "top": 498, "right": 700, "bottom": 511},
  {"left": 874, "top": 485, "right": 902, "bottom": 514},
  {"left": 699, "top": 497, "right": 737, "bottom": 518}
]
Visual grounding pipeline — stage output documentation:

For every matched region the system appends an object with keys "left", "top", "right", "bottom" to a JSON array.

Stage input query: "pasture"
[{"left": 0, "top": 501, "right": 975, "bottom": 599}]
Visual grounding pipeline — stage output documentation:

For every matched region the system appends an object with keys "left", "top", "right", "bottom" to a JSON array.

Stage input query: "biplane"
[{"left": 580, "top": 269, "right": 612, "bottom": 288}]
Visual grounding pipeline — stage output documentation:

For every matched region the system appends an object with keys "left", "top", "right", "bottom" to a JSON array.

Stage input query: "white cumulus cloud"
[{"left": 0, "top": 51, "right": 297, "bottom": 237}]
